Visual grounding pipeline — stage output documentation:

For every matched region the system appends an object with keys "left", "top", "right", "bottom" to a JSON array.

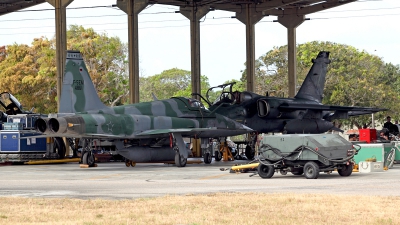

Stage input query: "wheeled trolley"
[{"left": 257, "top": 134, "right": 359, "bottom": 179}]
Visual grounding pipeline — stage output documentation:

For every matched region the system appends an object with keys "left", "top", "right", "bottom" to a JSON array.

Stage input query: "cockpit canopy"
[
  {"left": 0, "top": 92, "right": 25, "bottom": 115},
  {"left": 240, "top": 91, "right": 254, "bottom": 102},
  {"left": 206, "top": 83, "right": 257, "bottom": 106},
  {"left": 173, "top": 97, "right": 209, "bottom": 111}
]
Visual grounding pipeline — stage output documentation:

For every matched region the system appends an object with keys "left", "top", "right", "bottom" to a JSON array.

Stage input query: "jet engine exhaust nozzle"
[
  {"left": 48, "top": 117, "right": 68, "bottom": 134},
  {"left": 34, "top": 118, "right": 49, "bottom": 133}
]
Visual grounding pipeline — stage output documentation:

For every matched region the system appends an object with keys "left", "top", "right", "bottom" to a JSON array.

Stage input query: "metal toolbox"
[
  {"left": 358, "top": 161, "right": 384, "bottom": 173},
  {"left": 0, "top": 130, "right": 47, "bottom": 153},
  {"left": 7, "top": 114, "right": 41, "bottom": 129}
]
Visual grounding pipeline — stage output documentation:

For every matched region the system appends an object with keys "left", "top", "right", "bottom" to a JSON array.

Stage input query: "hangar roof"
[
  {"left": 0, "top": 0, "right": 355, "bottom": 16},
  {"left": 0, "top": 0, "right": 45, "bottom": 16}
]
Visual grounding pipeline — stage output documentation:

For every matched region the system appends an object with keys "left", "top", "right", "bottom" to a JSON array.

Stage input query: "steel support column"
[
  {"left": 117, "top": 0, "right": 148, "bottom": 103},
  {"left": 46, "top": 0, "right": 73, "bottom": 111},
  {"left": 278, "top": 15, "right": 304, "bottom": 97},
  {"left": 180, "top": 6, "right": 209, "bottom": 98},
  {"left": 236, "top": 5, "right": 264, "bottom": 92}
]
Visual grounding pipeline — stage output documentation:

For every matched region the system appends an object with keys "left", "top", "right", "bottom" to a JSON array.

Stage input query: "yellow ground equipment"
[
  {"left": 220, "top": 142, "right": 234, "bottom": 161},
  {"left": 24, "top": 158, "right": 80, "bottom": 165},
  {"left": 230, "top": 163, "right": 259, "bottom": 173}
]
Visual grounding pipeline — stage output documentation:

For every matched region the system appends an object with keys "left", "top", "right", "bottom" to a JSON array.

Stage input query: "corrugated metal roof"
[
  {"left": 0, "top": 0, "right": 45, "bottom": 16},
  {"left": 0, "top": 0, "right": 355, "bottom": 16}
]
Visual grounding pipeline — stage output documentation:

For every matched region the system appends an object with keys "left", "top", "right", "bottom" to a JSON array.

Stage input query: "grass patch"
[{"left": 0, "top": 193, "right": 399, "bottom": 224}]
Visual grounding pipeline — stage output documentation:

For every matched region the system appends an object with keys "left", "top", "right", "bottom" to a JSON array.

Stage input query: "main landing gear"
[
  {"left": 175, "top": 153, "right": 187, "bottom": 167},
  {"left": 125, "top": 160, "right": 136, "bottom": 167},
  {"left": 80, "top": 139, "right": 96, "bottom": 167},
  {"left": 171, "top": 133, "right": 188, "bottom": 167}
]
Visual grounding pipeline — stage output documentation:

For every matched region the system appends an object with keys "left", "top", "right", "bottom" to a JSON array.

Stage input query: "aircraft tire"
[
  {"left": 228, "top": 147, "right": 238, "bottom": 157},
  {"left": 125, "top": 161, "right": 131, "bottom": 167},
  {"left": 203, "top": 152, "right": 212, "bottom": 164},
  {"left": 82, "top": 151, "right": 95, "bottom": 167},
  {"left": 338, "top": 164, "right": 353, "bottom": 177},
  {"left": 258, "top": 161, "right": 274, "bottom": 179},
  {"left": 245, "top": 145, "right": 255, "bottom": 160},
  {"left": 214, "top": 151, "right": 222, "bottom": 161},
  {"left": 130, "top": 161, "right": 136, "bottom": 167},
  {"left": 304, "top": 161, "right": 319, "bottom": 179},
  {"left": 175, "top": 153, "right": 187, "bottom": 167},
  {"left": 53, "top": 137, "right": 66, "bottom": 159}
]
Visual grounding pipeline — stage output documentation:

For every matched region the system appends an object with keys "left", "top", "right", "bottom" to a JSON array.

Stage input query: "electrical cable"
[
  {"left": 16, "top": 5, "right": 116, "bottom": 13},
  {"left": 1, "top": 1, "right": 400, "bottom": 36},
  {"left": 2, "top": 1, "right": 400, "bottom": 22}
]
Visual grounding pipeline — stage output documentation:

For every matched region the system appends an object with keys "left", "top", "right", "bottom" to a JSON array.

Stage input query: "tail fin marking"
[{"left": 59, "top": 51, "right": 108, "bottom": 113}]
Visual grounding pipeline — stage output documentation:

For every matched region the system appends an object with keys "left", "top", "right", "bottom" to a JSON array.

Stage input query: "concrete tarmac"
[{"left": 1, "top": 160, "right": 399, "bottom": 200}]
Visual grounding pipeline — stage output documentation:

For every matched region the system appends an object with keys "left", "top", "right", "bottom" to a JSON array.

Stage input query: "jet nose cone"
[
  {"left": 244, "top": 125, "right": 253, "bottom": 131},
  {"left": 232, "top": 121, "right": 253, "bottom": 132}
]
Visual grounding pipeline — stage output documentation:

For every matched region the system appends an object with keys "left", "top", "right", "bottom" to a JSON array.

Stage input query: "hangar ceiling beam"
[
  {"left": 266, "top": 0, "right": 358, "bottom": 16},
  {"left": 258, "top": 0, "right": 306, "bottom": 12},
  {"left": 296, "top": 0, "right": 358, "bottom": 15},
  {"left": 180, "top": 6, "right": 209, "bottom": 99},
  {"left": 46, "top": 0, "right": 73, "bottom": 111},
  {"left": 117, "top": 0, "right": 149, "bottom": 103},
  {"left": 0, "top": 0, "right": 46, "bottom": 16}
]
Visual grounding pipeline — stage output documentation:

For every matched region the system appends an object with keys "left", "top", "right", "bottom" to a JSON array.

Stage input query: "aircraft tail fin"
[
  {"left": 59, "top": 51, "right": 108, "bottom": 113},
  {"left": 294, "top": 51, "right": 331, "bottom": 103}
]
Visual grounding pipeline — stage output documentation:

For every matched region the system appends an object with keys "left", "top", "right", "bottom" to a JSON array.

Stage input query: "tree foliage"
[
  {"left": 67, "top": 25, "right": 128, "bottom": 106},
  {"left": 242, "top": 41, "right": 400, "bottom": 128},
  {"left": 139, "top": 68, "right": 211, "bottom": 103},
  {"left": 0, "top": 38, "right": 57, "bottom": 113},
  {"left": 0, "top": 25, "right": 128, "bottom": 113}
]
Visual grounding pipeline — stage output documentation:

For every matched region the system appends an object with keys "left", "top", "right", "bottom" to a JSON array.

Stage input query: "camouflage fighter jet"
[
  {"left": 34, "top": 51, "right": 253, "bottom": 167},
  {"left": 193, "top": 51, "right": 386, "bottom": 159}
]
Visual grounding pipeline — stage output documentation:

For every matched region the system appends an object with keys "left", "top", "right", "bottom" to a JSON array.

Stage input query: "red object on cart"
[{"left": 359, "top": 129, "right": 377, "bottom": 143}]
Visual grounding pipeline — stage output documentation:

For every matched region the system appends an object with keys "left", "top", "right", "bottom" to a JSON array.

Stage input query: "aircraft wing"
[
  {"left": 21, "top": 133, "right": 126, "bottom": 139},
  {"left": 347, "top": 110, "right": 384, "bottom": 116},
  {"left": 279, "top": 103, "right": 331, "bottom": 111},
  {"left": 330, "top": 106, "right": 385, "bottom": 114},
  {"left": 279, "top": 103, "right": 386, "bottom": 113},
  {"left": 325, "top": 106, "right": 386, "bottom": 121},
  {"left": 279, "top": 103, "right": 386, "bottom": 121},
  {"left": 28, "top": 126, "right": 252, "bottom": 140},
  {"left": 135, "top": 128, "right": 199, "bottom": 135},
  {"left": 135, "top": 126, "right": 252, "bottom": 138}
]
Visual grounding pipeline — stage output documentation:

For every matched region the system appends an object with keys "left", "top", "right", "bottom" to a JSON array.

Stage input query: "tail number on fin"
[
  {"left": 73, "top": 80, "right": 84, "bottom": 90},
  {"left": 67, "top": 52, "right": 82, "bottom": 59}
]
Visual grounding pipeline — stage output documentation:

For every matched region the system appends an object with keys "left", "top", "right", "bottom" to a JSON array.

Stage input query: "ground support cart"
[{"left": 257, "top": 134, "right": 359, "bottom": 179}]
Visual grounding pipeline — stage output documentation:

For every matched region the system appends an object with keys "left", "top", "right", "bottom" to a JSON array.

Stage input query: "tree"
[
  {"left": 242, "top": 41, "right": 400, "bottom": 128},
  {"left": 0, "top": 38, "right": 57, "bottom": 113},
  {"left": 66, "top": 25, "right": 129, "bottom": 106},
  {"left": 0, "top": 25, "right": 128, "bottom": 113},
  {"left": 139, "top": 68, "right": 211, "bottom": 104}
]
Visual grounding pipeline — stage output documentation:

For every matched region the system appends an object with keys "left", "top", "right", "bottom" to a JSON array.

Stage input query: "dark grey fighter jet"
[{"left": 196, "top": 51, "right": 385, "bottom": 135}]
